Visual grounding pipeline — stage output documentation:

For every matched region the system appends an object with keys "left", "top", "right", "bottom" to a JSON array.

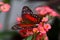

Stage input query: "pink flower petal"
[
  {"left": 35, "top": 7, "right": 48, "bottom": 15},
  {"left": 38, "top": 23, "right": 46, "bottom": 33},
  {"left": 44, "top": 24, "right": 51, "bottom": 31},
  {"left": 45, "top": 6, "right": 53, "bottom": 12},
  {"left": 42, "top": 17, "right": 48, "bottom": 22}
]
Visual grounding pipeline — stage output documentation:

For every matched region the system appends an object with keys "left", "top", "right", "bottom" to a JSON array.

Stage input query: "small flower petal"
[
  {"left": 16, "top": 17, "right": 22, "bottom": 22},
  {"left": 44, "top": 24, "right": 51, "bottom": 31},
  {"left": 33, "top": 28, "right": 39, "bottom": 33},
  {"left": 50, "top": 11, "right": 59, "bottom": 17}
]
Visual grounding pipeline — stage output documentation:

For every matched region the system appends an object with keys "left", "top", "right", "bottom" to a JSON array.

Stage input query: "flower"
[
  {"left": 35, "top": 7, "right": 48, "bottom": 15},
  {"left": 42, "top": 17, "right": 48, "bottom": 22},
  {"left": 37, "top": 22, "right": 51, "bottom": 33},
  {"left": 16, "top": 17, "right": 22, "bottom": 22},
  {"left": 38, "top": 23, "right": 46, "bottom": 33},
  {"left": 1, "top": 4, "right": 10, "bottom": 12},
  {"left": 44, "top": 24, "right": 51, "bottom": 31},
  {"left": 44, "top": 6, "right": 59, "bottom": 17},
  {"left": 38, "top": 26, "right": 46, "bottom": 33},
  {"left": 0, "top": 2, "right": 4, "bottom": 5},
  {"left": 35, "top": 6, "right": 60, "bottom": 17}
]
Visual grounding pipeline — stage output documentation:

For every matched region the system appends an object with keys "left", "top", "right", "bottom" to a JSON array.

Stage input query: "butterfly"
[{"left": 12, "top": 6, "right": 42, "bottom": 30}]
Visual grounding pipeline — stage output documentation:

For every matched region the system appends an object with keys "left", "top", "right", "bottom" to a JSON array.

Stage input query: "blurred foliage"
[
  {"left": 48, "top": 3, "right": 60, "bottom": 40},
  {"left": 48, "top": 2, "right": 60, "bottom": 13},
  {"left": 47, "top": 17, "right": 60, "bottom": 40},
  {"left": 0, "top": 31, "right": 19, "bottom": 40},
  {"left": 23, "top": 35, "right": 33, "bottom": 40},
  {"left": 3, "top": 0, "right": 11, "bottom": 4}
]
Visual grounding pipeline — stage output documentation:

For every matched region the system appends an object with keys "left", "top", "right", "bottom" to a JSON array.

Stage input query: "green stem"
[{"left": 32, "top": 32, "right": 40, "bottom": 40}]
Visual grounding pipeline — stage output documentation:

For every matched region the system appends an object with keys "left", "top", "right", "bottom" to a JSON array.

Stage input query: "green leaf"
[
  {"left": 23, "top": 35, "right": 33, "bottom": 40},
  {"left": 23, "top": 32, "right": 40, "bottom": 40}
]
